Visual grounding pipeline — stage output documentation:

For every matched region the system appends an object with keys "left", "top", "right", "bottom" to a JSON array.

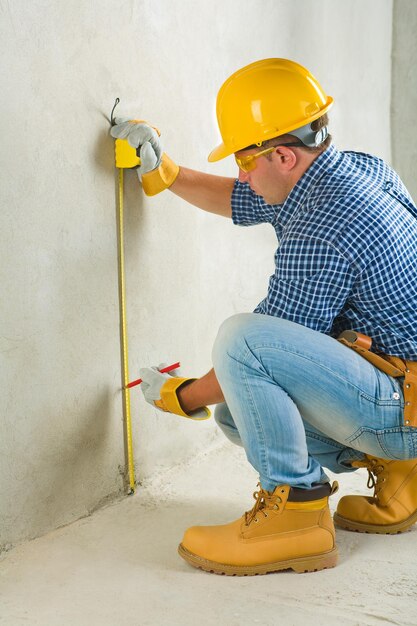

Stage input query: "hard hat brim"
[
  {"left": 208, "top": 142, "right": 231, "bottom": 162},
  {"left": 208, "top": 96, "right": 334, "bottom": 163}
]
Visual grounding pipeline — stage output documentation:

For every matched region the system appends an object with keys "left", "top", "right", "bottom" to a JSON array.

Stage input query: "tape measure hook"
[{"left": 111, "top": 97, "right": 120, "bottom": 126}]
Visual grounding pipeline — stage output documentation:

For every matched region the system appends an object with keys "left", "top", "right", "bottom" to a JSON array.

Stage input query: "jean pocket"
[{"left": 347, "top": 426, "right": 417, "bottom": 460}]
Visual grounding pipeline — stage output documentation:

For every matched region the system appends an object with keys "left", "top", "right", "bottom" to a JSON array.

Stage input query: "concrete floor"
[{"left": 1, "top": 441, "right": 416, "bottom": 626}]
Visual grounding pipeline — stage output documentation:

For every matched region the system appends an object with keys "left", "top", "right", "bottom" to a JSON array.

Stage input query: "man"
[{"left": 111, "top": 58, "right": 417, "bottom": 575}]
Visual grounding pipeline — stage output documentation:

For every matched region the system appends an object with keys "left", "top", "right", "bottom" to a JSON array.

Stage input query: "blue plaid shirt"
[{"left": 231, "top": 145, "right": 417, "bottom": 359}]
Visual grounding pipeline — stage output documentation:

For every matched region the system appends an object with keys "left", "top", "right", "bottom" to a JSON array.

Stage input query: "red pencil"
[{"left": 125, "top": 362, "right": 181, "bottom": 389}]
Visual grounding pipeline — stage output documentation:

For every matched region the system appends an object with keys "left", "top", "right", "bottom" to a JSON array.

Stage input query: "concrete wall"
[
  {"left": 1, "top": 0, "right": 393, "bottom": 551},
  {"left": 392, "top": 0, "right": 417, "bottom": 201}
]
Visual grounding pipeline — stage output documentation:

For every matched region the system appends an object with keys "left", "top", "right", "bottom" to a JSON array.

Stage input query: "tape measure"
[
  {"left": 111, "top": 97, "right": 142, "bottom": 169},
  {"left": 112, "top": 98, "right": 136, "bottom": 493}
]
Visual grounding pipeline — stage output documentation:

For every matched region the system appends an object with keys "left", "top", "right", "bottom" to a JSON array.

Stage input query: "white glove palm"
[
  {"left": 139, "top": 363, "right": 180, "bottom": 403},
  {"left": 139, "top": 364, "right": 210, "bottom": 420},
  {"left": 110, "top": 117, "right": 163, "bottom": 178}
]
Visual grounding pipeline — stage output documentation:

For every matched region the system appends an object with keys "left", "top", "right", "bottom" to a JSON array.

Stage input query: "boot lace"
[
  {"left": 244, "top": 484, "right": 283, "bottom": 526},
  {"left": 365, "top": 458, "right": 386, "bottom": 499}
]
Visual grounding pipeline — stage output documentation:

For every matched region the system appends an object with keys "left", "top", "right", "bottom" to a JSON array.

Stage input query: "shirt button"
[{"left": 392, "top": 392, "right": 400, "bottom": 400}]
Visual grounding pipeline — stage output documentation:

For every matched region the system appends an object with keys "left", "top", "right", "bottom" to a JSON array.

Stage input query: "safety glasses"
[{"left": 235, "top": 142, "right": 303, "bottom": 172}]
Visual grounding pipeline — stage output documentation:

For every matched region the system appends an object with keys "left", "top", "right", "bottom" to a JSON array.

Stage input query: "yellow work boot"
[
  {"left": 178, "top": 482, "right": 338, "bottom": 576},
  {"left": 334, "top": 456, "right": 417, "bottom": 534}
]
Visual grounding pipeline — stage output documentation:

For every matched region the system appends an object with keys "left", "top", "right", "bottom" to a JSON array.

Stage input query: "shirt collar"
[{"left": 275, "top": 145, "right": 341, "bottom": 228}]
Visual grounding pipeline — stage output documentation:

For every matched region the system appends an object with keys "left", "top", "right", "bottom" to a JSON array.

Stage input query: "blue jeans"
[{"left": 211, "top": 314, "right": 415, "bottom": 491}]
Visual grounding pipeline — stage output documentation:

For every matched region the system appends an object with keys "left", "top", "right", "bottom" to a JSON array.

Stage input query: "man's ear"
[{"left": 274, "top": 146, "right": 298, "bottom": 170}]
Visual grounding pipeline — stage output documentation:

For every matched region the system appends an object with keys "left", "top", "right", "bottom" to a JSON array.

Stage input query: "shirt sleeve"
[
  {"left": 254, "top": 238, "right": 357, "bottom": 333},
  {"left": 231, "top": 180, "right": 280, "bottom": 226}
]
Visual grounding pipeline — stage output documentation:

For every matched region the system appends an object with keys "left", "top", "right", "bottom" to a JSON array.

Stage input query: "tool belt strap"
[{"left": 338, "top": 330, "right": 417, "bottom": 427}]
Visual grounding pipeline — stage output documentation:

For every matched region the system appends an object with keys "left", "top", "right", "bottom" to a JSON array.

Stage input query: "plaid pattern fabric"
[{"left": 231, "top": 145, "right": 417, "bottom": 359}]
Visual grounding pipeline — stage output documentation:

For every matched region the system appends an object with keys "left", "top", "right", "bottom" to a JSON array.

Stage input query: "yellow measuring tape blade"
[{"left": 117, "top": 167, "right": 135, "bottom": 493}]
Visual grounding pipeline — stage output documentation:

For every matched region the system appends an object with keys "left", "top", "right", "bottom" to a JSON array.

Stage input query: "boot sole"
[
  {"left": 178, "top": 544, "right": 338, "bottom": 576},
  {"left": 333, "top": 510, "right": 417, "bottom": 535}
]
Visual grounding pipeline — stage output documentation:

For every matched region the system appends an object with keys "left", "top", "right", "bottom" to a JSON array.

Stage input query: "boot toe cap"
[
  {"left": 337, "top": 495, "right": 377, "bottom": 523},
  {"left": 180, "top": 520, "right": 243, "bottom": 565},
  {"left": 181, "top": 525, "right": 207, "bottom": 555}
]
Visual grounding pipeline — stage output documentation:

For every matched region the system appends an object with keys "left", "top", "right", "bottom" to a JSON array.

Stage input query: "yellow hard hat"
[{"left": 208, "top": 58, "right": 334, "bottom": 162}]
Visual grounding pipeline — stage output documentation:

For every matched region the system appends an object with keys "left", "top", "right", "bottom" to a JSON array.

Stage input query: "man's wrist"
[
  {"left": 176, "top": 379, "right": 200, "bottom": 413},
  {"left": 175, "top": 368, "right": 224, "bottom": 413}
]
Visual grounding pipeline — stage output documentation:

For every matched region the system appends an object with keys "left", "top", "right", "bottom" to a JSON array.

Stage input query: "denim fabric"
[{"left": 212, "top": 313, "right": 415, "bottom": 491}]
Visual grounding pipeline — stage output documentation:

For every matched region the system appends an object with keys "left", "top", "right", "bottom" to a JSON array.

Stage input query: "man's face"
[{"left": 235, "top": 147, "right": 289, "bottom": 205}]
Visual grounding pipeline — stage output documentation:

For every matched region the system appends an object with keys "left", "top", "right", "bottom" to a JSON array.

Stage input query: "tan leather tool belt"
[{"left": 338, "top": 330, "right": 417, "bottom": 427}]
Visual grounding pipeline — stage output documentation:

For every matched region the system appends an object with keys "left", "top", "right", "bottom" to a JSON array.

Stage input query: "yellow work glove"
[
  {"left": 110, "top": 118, "right": 179, "bottom": 196},
  {"left": 139, "top": 364, "right": 211, "bottom": 420}
]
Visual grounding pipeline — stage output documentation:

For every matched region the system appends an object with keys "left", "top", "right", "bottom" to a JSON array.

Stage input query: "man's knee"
[
  {"left": 212, "top": 313, "right": 254, "bottom": 369},
  {"left": 214, "top": 403, "right": 229, "bottom": 429},
  {"left": 214, "top": 402, "right": 242, "bottom": 447},
  {"left": 212, "top": 313, "right": 296, "bottom": 370}
]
